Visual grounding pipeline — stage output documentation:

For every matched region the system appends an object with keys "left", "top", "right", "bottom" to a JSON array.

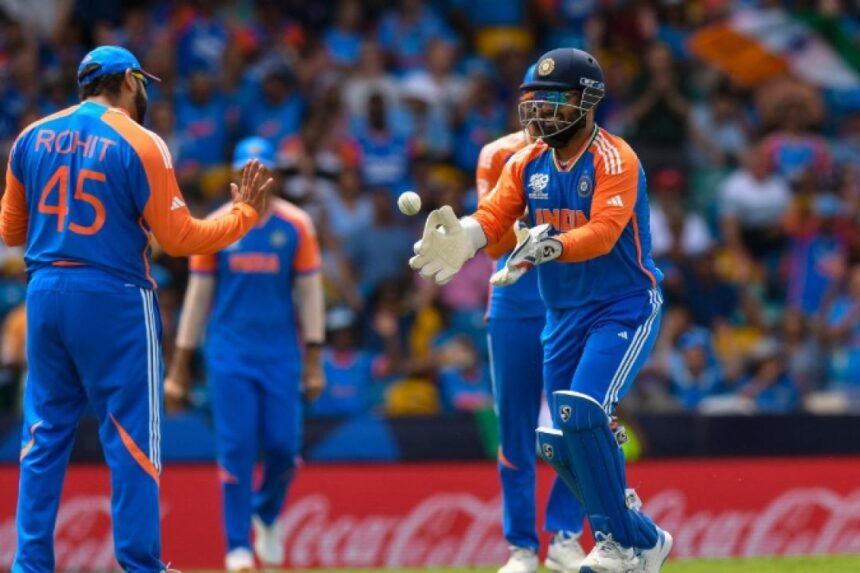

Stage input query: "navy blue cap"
[
  {"left": 232, "top": 137, "right": 275, "bottom": 170},
  {"left": 77, "top": 46, "right": 161, "bottom": 87}
]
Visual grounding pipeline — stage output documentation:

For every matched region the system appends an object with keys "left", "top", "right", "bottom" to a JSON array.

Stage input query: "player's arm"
[
  {"left": 292, "top": 213, "right": 326, "bottom": 401},
  {"left": 0, "top": 141, "right": 29, "bottom": 246},
  {"left": 138, "top": 139, "right": 269, "bottom": 256},
  {"left": 553, "top": 155, "right": 639, "bottom": 262},
  {"left": 475, "top": 144, "right": 519, "bottom": 260},
  {"left": 164, "top": 263, "right": 215, "bottom": 410}
]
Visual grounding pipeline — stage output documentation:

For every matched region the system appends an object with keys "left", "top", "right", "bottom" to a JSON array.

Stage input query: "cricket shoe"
[
  {"left": 545, "top": 531, "right": 586, "bottom": 572},
  {"left": 225, "top": 547, "right": 255, "bottom": 571},
  {"left": 253, "top": 516, "right": 285, "bottom": 566},
  {"left": 498, "top": 546, "right": 539, "bottom": 573},
  {"left": 580, "top": 527, "right": 673, "bottom": 573}
]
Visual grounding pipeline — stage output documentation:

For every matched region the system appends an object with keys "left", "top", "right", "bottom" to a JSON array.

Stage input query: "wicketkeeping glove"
[
  {"left": 489, "top": 223, "right": 562, "bottom": 286},
  {"left": 409, "top": 206, "right": 485, "bottom": 285}
]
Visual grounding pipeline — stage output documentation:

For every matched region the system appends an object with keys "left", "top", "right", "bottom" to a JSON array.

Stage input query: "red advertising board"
[{"left": 1, "top": 458, "right": 859, "bottom": 569}]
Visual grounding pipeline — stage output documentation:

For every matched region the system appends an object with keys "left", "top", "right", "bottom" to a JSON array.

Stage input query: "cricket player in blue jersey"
[
  {"left": 478, "top": 66, "right": 586, "bottom": 573},
  {"left": 411, "top": 48, "right": 673, "bottom": 572},
  {"left": 165, "top": 137, "right": 325, "bottom": 571},
  {"left": 0, "top": 46, "right": 271, "bottom": 572}
]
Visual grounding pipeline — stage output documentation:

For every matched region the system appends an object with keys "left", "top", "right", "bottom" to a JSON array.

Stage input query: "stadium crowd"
[{"left": 1, "top": 0, "right": 860, "bottom": 419}]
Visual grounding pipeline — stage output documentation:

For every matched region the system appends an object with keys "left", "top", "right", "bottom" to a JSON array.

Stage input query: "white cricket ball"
[{"left": 397, "top": 191, "right": 422, "bottom": 216}]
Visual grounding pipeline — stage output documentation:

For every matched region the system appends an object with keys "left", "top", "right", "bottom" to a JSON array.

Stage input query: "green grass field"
[{"left": 195, "top": 555, "right": 860, "bottom": 573}]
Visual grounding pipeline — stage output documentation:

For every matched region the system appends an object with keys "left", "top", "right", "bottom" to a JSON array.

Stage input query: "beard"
[
  {"left": 133, "top": 86, "right": 148, "bottom": 124},
  {"left": 541, "top": 114, "right": 587, "bottom": 148}
]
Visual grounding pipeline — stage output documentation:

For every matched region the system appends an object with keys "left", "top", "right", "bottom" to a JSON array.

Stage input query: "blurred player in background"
[
  {"left": 1, "top": 45, "right": 269, "bottom": 573},
  {"left": 478, "top": 64, "right": 586, "bottom": 573},
  {"left": 411, "top": 47, "right": 673, "bottom": 572},
  {"left": 165, "top": 137, "right": 325, "bottom": 571}
]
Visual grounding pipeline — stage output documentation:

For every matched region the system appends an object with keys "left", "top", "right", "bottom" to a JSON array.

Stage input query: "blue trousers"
[
  {"left": 543, "top": 289, "right": 663, "bottom": 545},
  {"left": 488, "top": 316, "right": 585, "bottom": 550},
  {"left": 15, "top": 269, "right": 164, "bottom": 573},
  {"left": 207, "top": 353, "right": 302, "bottom": 551},
  {"left": 543, "top": 289, "right": 663, "bottom": 414}
]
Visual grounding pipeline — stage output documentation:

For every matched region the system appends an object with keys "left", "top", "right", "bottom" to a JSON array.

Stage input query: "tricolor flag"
[{"left": 689, "top": 8, "right": 860, "bottom": 90}]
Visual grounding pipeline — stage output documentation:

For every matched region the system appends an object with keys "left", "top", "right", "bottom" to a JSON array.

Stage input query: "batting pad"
[
  {"left": 553, "top": 390, "right": 658, "bottom": 549},
  {"left": 536, "top": 426, "right": 584, "bottom": 504}
]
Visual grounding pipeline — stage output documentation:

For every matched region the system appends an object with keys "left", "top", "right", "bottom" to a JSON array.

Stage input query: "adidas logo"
[
  {"left": 170, "top": 197, "right": 186, "bottom": 211},
  {"left": 606, "top": 195, "right": 624, "bottom": 207},
  {"left": 618, "top": 331, "right": 628, "bottom": 340}
]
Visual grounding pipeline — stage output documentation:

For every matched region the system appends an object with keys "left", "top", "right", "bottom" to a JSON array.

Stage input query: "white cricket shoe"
[
  {"left": 225, "top": 547, "right": 255, "bottom": 571},
  {"left": 252, "top": 516, "right": 285, "bottom": 566},
  {"left": 580, "top": 527, "right": 673, "bottom": 573},
  {"left": 639, "top": 527, "right": 673, "bottom": 573},
  {"left": 498, "top": 546, "right": 539, "bottom": 573},
  {"left": 545, "top": 531, "right": 586, "bottom": 572}
]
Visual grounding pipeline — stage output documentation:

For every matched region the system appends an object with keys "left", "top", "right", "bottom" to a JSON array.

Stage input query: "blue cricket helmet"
[{"left": 521, "top": 48, "right": 605, "bottom": 94}]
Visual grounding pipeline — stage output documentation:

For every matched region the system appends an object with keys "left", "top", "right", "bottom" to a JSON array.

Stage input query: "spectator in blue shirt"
[
  {"left": 176, "top": 0, "right": 229, "bottom": 76},
  {"left": 734, "top": 339, "right": 799, "bottom": 413},
  {"left": 310, "top": 307, "right": 392, "bottom": 418},
  {"left": 324, "top": 0, "right": 364, "bottom": 68},
  {"left": 239, "top": 63, "right": 304, "bottom": 149},
  {"left": 353, "top": 92, "right": 412, "bottom": 195},
  {"left": 377, "top": 0, "right": 453, "bottom": 73},
  {"left": 173, "top": 68, "right": 229, "bottom": 174},
  {"left": 451, "top": 71, "right": 506, "bottom": 172},
  {"left": 826, "top": 263, "right": 860, "bottom": 387},
  {"left": 345, "top": 190, "right": 414, "bottom": 298},
  {"left": 786, "top": 194, "right": 849, "bottom": 317},
  {"left": 668, "top": 328, "right": 725, "bottom": 410}
]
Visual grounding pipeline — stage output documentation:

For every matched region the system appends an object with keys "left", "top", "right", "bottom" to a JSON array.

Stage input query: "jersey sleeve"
[
  {"left": 472, "top": 147, "right": 534, "bottom": 249},
  {"left": 0, "top": 138, "right": 29, "bottom": 247},
  {"left": 293, "top": 210, "right": 321, "bottom": 274},
  {"left": 555, "top": 142, "right": 640, "bottom": 262},
  {"left": 189, "top": 252, "right": 217, "bottom": 274},
  {"left": 476, "top": 142, "right": 518, "bottom": 260},
  {"left": 102, "top": 112, "right": 259, "bottom": 257}
]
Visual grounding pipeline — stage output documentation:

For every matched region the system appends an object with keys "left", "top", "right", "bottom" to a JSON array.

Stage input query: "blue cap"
[
  {"left": 232, "top": 137, "right": 275, "bottom": 171},
  {"left": 78, "top": 46, "right": 161, "bottom": 87},
  {"left": 677, "top": 328, "right": 710, "bottom": 352},
  {"left": 523, "top": 64, "right": 537, "bottom": 84}
]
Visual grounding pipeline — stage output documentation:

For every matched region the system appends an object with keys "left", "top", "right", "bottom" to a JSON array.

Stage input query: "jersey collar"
[{"left": 551, "top": 125, "right": 600, "bottom": 173}]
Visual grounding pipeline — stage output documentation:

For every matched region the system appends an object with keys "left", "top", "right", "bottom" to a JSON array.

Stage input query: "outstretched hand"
[{"left": 232, "top": 159, "right": 273, "bottom": 215}]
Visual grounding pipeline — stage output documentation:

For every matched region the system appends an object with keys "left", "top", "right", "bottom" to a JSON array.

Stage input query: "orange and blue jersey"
[
  {"left": 476, "top": 131, "right": 544, "bottom": 319},
  {"left": 474, "top": 126, "right": 663, "bottom": 311},
  {"left": 0, "top": 101, "right": 258, "bottom": 288},
  {"left": 190, "top": 197, "right": 320, "bottom": 361}
]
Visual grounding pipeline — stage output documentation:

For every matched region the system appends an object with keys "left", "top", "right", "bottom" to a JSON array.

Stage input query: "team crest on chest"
[
  {"left": 270, "top": 230, "right": 288, "bottom": 248},
  {"left": 576, "top": 173, "right": 593, "bottom": 198},
  {"left": 528, "top": 173, "right": 550, "bottom": 200}
]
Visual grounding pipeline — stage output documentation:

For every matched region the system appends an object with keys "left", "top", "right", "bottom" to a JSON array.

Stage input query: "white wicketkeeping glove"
[
  {"left": 409, "top": 206, "right": 486, "bottom": 285},
  {"left": 489, "top": 223, "right": 562, "bottom": 286}
]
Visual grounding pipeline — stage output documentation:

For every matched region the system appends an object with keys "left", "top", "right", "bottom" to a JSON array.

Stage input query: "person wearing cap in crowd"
[
  {"left": 1, "top": 45, "right": 271, "bottom": 572},
  {"left": 165, "top": 136, "right": 325, "bottom": 570}
]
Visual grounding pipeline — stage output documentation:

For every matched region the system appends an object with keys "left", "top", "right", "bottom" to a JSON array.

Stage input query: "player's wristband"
[{"left": 304, "top": 341, "right": 324, "bottom": 350}]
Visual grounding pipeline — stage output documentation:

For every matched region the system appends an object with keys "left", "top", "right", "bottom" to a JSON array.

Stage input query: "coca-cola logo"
[
  {"left": 279, "top": 493, "right": 508, "bottom": 568},
  {"left": 646, "top": 487, "right": 860, "bottom": 558},
  {"left": 2, "top": 485, "right": 858, "bottom": 569}
]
